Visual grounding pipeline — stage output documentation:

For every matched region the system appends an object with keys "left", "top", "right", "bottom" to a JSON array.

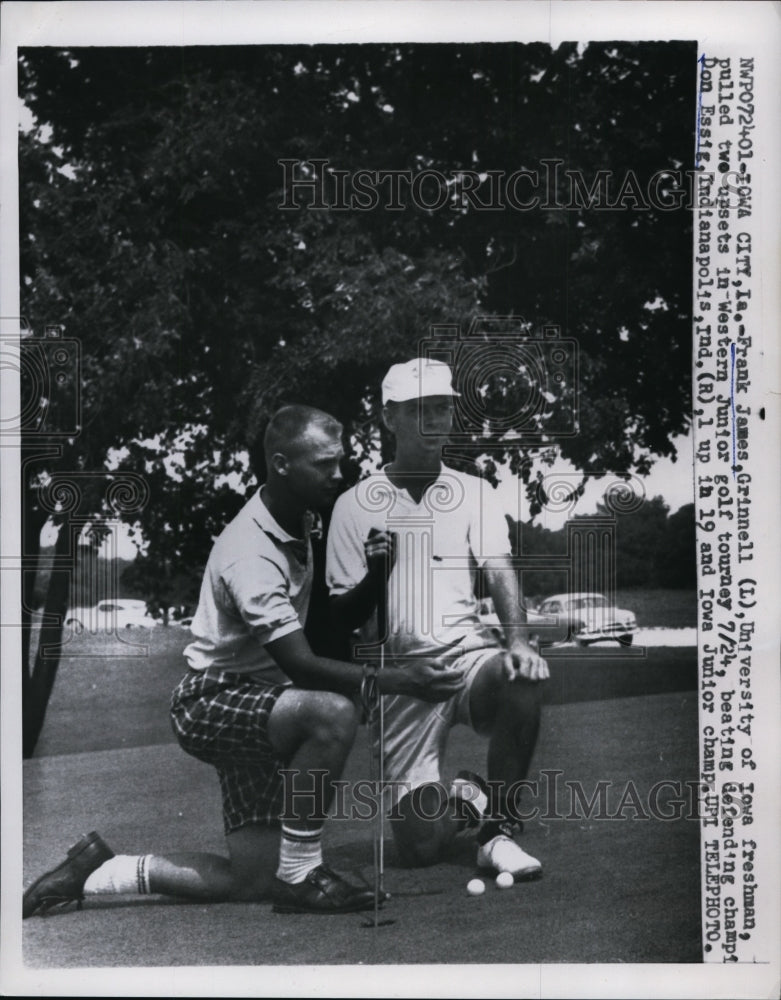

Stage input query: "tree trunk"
[
  {"left": 21, "top": 446, "right": 50, "bottom": 734},
  {"left": 21, "top": 502, "right": 47, "bottom": 706},
  {"left": 22, "top": 513, "right": 73, "bottom": 758}
]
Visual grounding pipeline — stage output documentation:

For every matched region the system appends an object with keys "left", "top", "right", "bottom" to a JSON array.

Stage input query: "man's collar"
[
  {"left": 251, "top": 488, "right": 322, "bottom": 544},
  {"left": 251, "top": 487, "right": 299, "bottom": 543}
]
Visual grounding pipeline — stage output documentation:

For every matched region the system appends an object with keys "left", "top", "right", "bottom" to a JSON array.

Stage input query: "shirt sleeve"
[
  {"left": 469, "top": 476, "right": 513, "bottom": 565},
  {"left": 326, "top": 492, "right": 369, "bottom": 595},
  {"left": 221, "top": 555, "right": 303, "bottom": 645}
]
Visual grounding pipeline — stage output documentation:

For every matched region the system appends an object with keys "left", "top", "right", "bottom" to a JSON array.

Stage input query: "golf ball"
[
  {"left": 495, "top": 871, "right": 514, "bottom": 889},
  {"left": 466, "top": 878, "right": 486, "bottom": 897}
]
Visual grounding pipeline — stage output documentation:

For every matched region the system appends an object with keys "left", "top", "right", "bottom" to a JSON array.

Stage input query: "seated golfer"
[
  {"left": 23, "top": 405, "right": 466, "bottom": 918},
  {"left": 327, "top": 359, "right": 549, "bottom": 876}
]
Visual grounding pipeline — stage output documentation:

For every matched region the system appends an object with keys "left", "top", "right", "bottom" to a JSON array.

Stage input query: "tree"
[
  {"left": 589, "top": 495, "right": 671, "bottom": 589},
  {"left": 17, "top": 41, "right": 695, "bottom": 752},
  {"left": 654, "top": 503, "right": 696, "bottom": 588}
]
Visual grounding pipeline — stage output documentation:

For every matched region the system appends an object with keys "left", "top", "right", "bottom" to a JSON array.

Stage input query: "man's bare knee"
[
  {"left": 270, "top": 689, "right": 358, "bottom": 757},
  {"left": 307, "top": 691, "right": 358, "bottom": 745},
  {"left": 471, "top": 655, "right": 544, "bottom": 734}
]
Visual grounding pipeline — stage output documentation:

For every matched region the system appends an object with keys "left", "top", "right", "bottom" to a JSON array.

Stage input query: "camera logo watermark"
[
  {"left": 0, "top": 321, "right": 81, "bottom": 438},
  {"left": 422, "top": 317, "right": 579, "bottom": 441}
]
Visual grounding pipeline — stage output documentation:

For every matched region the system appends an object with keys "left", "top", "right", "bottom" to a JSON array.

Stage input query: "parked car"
[
  {"left": 65, "top": 598, "right": 156, "bottom": 633},
  {"left": 535, "top": 592, "right": 638, "bottom": 647}
]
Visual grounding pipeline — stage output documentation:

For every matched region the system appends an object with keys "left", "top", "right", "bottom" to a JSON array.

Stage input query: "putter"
[
  {"left": 362, "top": 532, "right": 395, "bottom": 929},
  {"left": 360, "top": 536, "right": 466, "bottom": 929}
]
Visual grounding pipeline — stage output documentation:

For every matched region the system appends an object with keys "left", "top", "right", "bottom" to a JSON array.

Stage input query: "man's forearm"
[
  {"left": 484, "top": 557, "right": 549, "bottom": 680},
  {"left": 329, "top": 573, "right": 380, "bottom": 632},
  {"left": 266, "top": 630, "right": 411, "bottom": 697},
  {"left": 484, "top": 558, "right": 529, "bottom": 640}
]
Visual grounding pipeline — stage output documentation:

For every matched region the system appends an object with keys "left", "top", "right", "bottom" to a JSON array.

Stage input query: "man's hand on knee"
[
  {"left": 503, "top": 639, "right": 549, "bottom": 682},
  {"left": 395, "top": 656, "right": 467, "bottom": 703}
]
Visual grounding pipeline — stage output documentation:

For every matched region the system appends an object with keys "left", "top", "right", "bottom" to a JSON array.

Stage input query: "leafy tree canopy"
[
  {"left": 19, "top": 40, "right": 694, "bottom": 593},
  {"left": 17, "top": 41, "right": 695, "bottom": 754}
]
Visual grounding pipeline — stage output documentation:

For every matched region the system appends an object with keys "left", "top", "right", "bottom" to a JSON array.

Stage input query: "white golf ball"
[
  {"left": 466, "top": 878, "right": 486, "bottom": 897},
  {"left": 495, "top": 871, "right": 514, "bottom": 889}
]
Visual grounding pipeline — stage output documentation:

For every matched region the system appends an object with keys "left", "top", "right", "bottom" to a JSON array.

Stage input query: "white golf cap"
[{"left": 381, "top": 358, "right": 461, "bottom": 404}]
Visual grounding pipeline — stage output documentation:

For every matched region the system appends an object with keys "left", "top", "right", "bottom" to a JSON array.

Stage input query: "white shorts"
[{"left": 375, "top": 647, "right": 502, "bottom": 807}]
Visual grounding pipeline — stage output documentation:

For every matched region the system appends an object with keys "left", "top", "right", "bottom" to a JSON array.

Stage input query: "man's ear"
[
  {"left": 381, "top": 404, "right": 394, "bottom": 433},
  {"left": 270, "top": 452, "right": 288, "bottom": 477}
]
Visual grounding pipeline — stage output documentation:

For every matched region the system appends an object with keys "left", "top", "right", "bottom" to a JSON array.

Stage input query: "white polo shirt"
[
  {"left": 184, "top": 489, "right": 318, "bottom": 683},
  {"left": 326, "top": 466, "right": 511, "bottom": 659}
]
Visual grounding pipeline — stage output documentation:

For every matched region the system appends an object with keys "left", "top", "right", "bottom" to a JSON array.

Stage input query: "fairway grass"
[
  {"left": 21, "top": 607, "right": 701, "bottom": 968},
  {"left": 22, "top": 692, "right": 701, "bottom": 968}
]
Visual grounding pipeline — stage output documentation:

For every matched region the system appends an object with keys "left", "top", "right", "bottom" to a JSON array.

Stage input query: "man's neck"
[
  {"left": 259, "top": 483, "right": 306, "bottom": 538},
  {"left": 386, "top": 458, "right": 443, "bottom": 504}
]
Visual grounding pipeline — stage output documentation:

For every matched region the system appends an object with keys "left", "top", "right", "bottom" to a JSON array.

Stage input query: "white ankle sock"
[
  {"left": 450, "top": 776, "right": 489, "bottom": 826},
  {"left": 83, "top": 854, "right": 152, "bottom": 895},
  {"left": 275, "top": 825, "right": 323, "bottom": 884}
]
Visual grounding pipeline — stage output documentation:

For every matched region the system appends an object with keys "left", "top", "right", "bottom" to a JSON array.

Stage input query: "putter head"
[{"left": 360, "top": 887, "right": 393, "bottom": 928}]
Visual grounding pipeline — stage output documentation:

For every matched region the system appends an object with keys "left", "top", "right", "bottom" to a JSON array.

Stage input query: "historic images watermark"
[
  {"left": 279, "top": 769, "right": 750, "bottom": 825},
  {"left": 278, "top": 157, "right": 750, "bottom": 213}
]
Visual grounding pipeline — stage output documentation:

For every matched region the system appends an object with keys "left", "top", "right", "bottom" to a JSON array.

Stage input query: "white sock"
[
  {"left": 83, "top": 854, "right": 152, "bottom": 895},
  {"left": 275, "top": 825, "right": 323, "bottom": 884},
  {"left": 450, "top": 776, "right": 489, "bottom": 826}
]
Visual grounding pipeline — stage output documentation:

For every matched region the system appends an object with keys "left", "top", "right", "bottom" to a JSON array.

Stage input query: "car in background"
[
  {"left": 535, "top": 592, "right": 638, "bottom": 647},
  {"left": 65, "top": 598, "right": 156, "bottom": 633}
]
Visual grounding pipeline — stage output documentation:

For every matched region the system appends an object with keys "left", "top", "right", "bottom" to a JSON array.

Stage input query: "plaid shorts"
[{"left": 170, "top": 669, "right": 289, "bottom": 834}]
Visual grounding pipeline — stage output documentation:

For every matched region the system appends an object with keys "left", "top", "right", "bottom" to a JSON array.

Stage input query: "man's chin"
[{"left": 418, "top": 433, "right": 449, "bottom": 448}]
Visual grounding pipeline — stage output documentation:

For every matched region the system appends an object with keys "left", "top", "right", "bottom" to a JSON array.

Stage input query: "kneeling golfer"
[
  {"left": 24, "top": 405, "right": 465, "bottom": 917},
  {"left": 327, "top": 360, "right": 549, "bottom": 877}
]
